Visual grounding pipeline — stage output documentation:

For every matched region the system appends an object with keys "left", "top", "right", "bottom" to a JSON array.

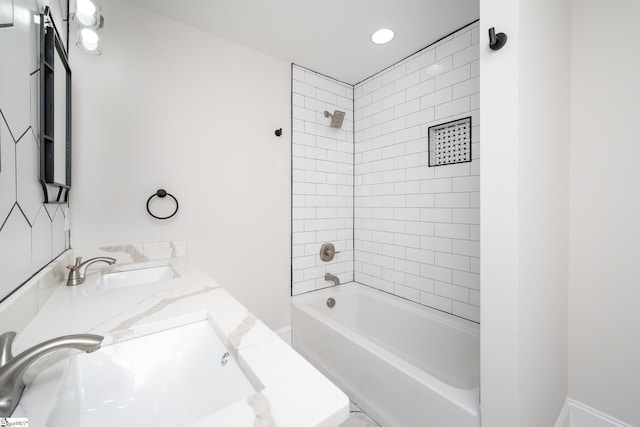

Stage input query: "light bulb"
[
  {"left": 80, "top": 28, "right": 99, "bottom": 51},
  {"left": 75, "top": 0, "right": 98, "bottom": 27},
  {"left": 77, "top": 0, "right": 96, "bottom": 17}
]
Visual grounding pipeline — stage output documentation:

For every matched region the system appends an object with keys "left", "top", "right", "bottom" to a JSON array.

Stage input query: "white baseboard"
[
  {"left": 555, "top": 399, "right": 633, "bottom": 427},
  {"left": 274, "top": 326, "right": 291, "bottom": 346}
]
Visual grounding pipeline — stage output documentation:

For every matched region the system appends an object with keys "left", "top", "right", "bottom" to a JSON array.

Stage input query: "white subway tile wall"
[
  {"left": 354, "top": 23, "right": 480, "bottom": 322},
  {"left": 291, "top": 65, "right": 354, "bottom": 296},
  {"left": 290, "top": 23, "right": 480, "bottom": 322}
]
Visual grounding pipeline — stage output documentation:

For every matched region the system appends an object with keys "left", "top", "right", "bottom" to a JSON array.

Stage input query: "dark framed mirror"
[{"left": 40, "top": 7, "right": 71, "bottom": 203}]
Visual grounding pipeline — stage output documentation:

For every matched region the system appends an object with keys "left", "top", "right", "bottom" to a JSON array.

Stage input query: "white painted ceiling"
[{"left": 123, "top": 0, "right": 479, "bottom": 84}]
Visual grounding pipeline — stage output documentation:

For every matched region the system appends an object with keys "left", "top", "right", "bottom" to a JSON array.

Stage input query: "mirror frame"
[{"left": 39, "top": 7, "right": 71, "bottom": 203}]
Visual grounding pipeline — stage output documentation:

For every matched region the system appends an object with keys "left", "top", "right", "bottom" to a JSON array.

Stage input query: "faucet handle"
[
  {"left": 320, "top": 243, "right": 341, "bottom": 262},
  {"left": 0, "top": 332, "right": 16, "bottom": 366}
]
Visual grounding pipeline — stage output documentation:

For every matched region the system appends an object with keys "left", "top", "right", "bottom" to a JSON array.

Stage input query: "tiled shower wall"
[
  {"left": 353, "top": 22, "right": 480, "bottom": 322},
  {"left": 291, "top": 65, "right": 354, "bottom": 296},
  {"left": 0, "top": 0, "right": 70, "bottom": 302}
]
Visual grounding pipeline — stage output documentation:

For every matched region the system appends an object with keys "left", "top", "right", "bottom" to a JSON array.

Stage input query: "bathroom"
[{"left": 0, "top": 0, "right": 638, "bottom": 426}]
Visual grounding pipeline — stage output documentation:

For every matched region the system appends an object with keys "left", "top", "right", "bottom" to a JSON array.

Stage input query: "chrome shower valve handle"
[{"left": 319, "top": 243, "right": 340, "bottom": 262}]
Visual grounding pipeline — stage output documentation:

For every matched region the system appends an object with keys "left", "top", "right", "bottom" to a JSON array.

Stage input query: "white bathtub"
[{"left": 292, "top": 282, "right": 480, "bottom": 427}]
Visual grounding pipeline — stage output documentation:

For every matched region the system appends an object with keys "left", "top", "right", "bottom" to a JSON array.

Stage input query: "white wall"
[
  {"left": 517, "top": 0, "right": 570, "bottom": 424},
  {"left": 569, "top": 1, "right": 640, "bottom": 425},
  {"left": 480, "top": 1, "right": 521, "bottom": 423},
  {"left": 291, "top": 64, "right": 354, "bottom": 295},
  {"left": 69, "top": 0, "right": 292, "bottom": 330},
  {"left": 354, "top": 22, "right": 481, "bottom": 323},
  {"left": 480, "top": 0, "right": 570, "bottom": 425}
]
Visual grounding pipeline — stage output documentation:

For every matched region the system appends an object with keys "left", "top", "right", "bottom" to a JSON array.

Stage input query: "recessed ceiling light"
[{"left": 371, "top": 28, "right": 395, "bottom": 45}]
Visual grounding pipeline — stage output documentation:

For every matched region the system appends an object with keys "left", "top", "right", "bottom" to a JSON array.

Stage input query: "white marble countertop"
[{"left": 10, "top": 256, "right": 349, "bottom": 427}]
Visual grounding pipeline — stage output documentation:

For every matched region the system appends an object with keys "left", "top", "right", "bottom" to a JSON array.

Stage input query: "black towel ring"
[{"left": 146, "top": 189, "right": 179, "bottom": 220}]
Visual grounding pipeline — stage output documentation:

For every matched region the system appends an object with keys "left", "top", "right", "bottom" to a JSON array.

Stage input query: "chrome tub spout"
[{"left": 324, "top": 273, "right": 340, "bottom": 286}]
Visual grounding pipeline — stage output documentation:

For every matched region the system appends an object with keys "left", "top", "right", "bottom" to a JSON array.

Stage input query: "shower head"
[{"left": 324, "top": 110, "right": 345, "bottom": 129}]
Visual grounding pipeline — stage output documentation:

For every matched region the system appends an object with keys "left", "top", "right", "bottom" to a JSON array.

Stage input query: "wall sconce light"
[{"left": 70, "top": 0, "right": 104, "bottom": 54}]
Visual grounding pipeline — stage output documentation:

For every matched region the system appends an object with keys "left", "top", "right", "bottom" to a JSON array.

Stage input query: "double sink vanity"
[{"left": 0, "top": 243, "right": 348, "bottom": 426}]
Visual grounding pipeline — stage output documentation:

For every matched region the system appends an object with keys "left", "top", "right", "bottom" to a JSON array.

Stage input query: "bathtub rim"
[{"left": 291, "top": 282, "right": 480, "bottom": 419}]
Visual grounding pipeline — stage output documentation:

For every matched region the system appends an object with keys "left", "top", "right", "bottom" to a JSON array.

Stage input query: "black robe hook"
[{"left": 488, "top": 27, "right": 507, "bottom": 50}]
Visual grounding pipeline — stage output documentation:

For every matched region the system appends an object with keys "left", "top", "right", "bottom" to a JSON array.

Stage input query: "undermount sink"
[
  {"left": 45, "top": 321, "right": 256, "bottom": 427},
  {"left": 97, "top": 265, "right": 177, "bottom": 289}
]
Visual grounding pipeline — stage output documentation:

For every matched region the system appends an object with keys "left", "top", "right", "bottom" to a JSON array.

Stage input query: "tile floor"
[{"left": 341, "top": 401, "right": 380, "bottom": 427}]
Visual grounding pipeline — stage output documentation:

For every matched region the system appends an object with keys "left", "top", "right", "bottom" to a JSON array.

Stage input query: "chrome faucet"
[
  {"left": 324, "top": 273, "right": 340, "bottom": 286},
  {"left": 66, "top": 256, "right": 116, "bottom": 286},
  {"left": 0, "top": 331, "right": 103, "bottom": 416}
]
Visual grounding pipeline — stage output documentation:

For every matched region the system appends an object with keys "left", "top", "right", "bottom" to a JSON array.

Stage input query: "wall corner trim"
[{"left": 554, "top": 399, "right": 634, "bottom": 427}]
